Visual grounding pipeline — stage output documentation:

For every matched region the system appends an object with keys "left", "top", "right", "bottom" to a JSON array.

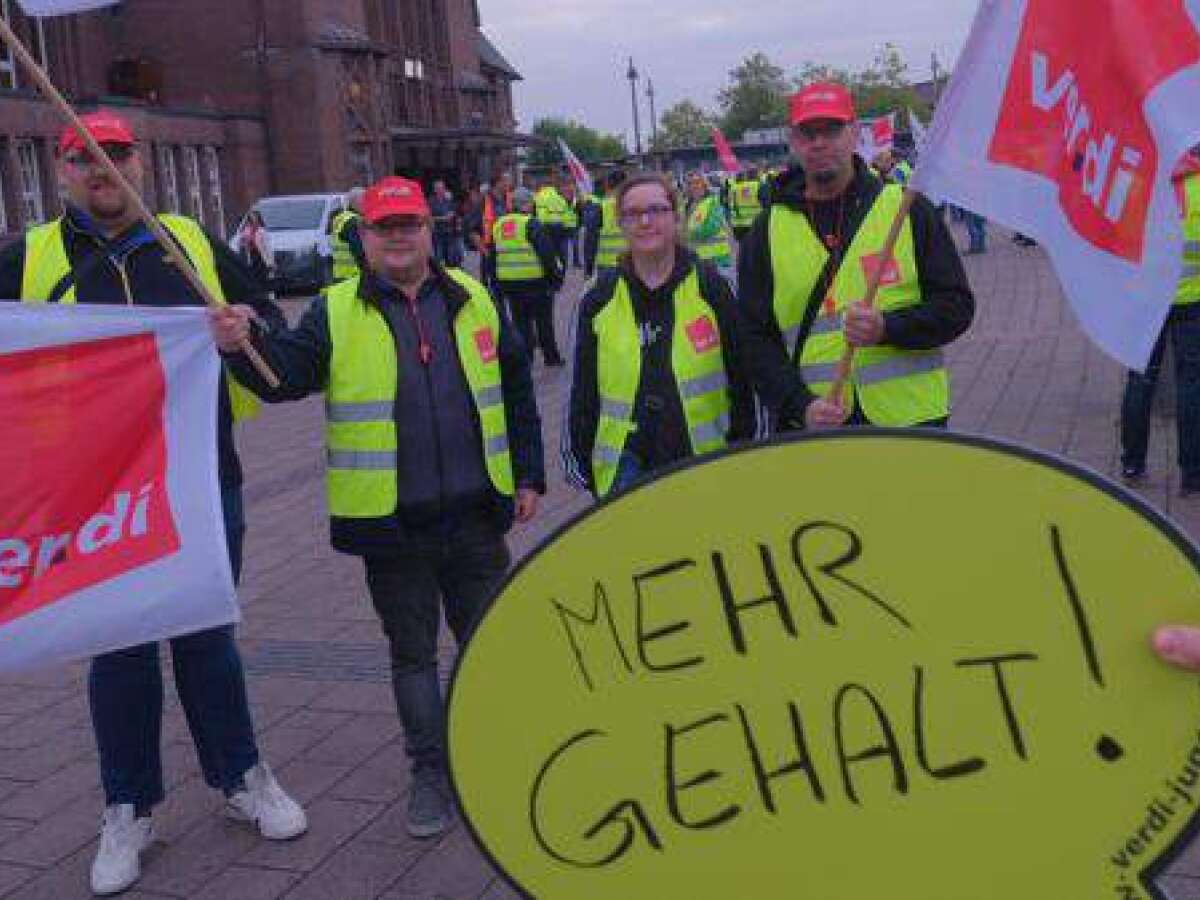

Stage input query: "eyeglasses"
[
  {"left": 366, "top": 218, "right": 427, "bottom": 237},
  {"left": 618, "top": 204, "right": 675, "bottom": 226},
  {"left": 63, "top": 145, "right": 136, "bottom": 168},
  {"left": 795, "top": 121, "right": 848, "bottom": 141}
]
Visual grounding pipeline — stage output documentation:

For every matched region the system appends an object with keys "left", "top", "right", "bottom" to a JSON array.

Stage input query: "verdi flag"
[
  {"left": 557, "top": 138, "right": 594, "bottom": 198},
  {"left": 857, "top": 112, "right": 896, "bottom": 160},
  {"left": 911, "top": 0, "right": 1200, "bottom": 370},
  {"left": 14, "top": 0, "right": 119, "bottom": 13},
  {"left": 711, "top": 127, "right": 742, "bottom": 175},
  {"left": 0, "top": 305, "right": 238, "bottom": 673}
]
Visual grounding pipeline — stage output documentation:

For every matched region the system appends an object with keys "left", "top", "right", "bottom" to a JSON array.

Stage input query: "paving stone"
[
  {"left": 187, "top": 866, "right": 301, "bottom": 900},
  {"left": 237, "top": 798, "right": 384, "bottom": 873}
]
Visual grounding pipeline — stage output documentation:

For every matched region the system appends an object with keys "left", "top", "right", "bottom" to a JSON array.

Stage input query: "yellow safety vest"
[
  {"left": 1178, "top": 174, "right": 1200, "bottom": 306},
  {"left": 562, "top": 198, "right": 579, "bottom": 230},
  {"left": 687, "top": 195, "right": 733, "bottom": 265},
  {"left": 324, "top": 269, "right": 514, "bottom": 518},
  {"left": 330, "top": 209, "right": 360, "bottom": 281},
  {"left": 21, "top": 214, "right": 261, "bottom": 422},
  {"left": 591, "top": 268, "right": 732, "bottom": 496},
  {"left": 770, "top": 184, "right": 949, "bottom": 426},
  {"left": 535, "top": 187, "right": 568, "bottom": 227},
  {"left": 596, "top": 196, "right": 628, "bottom": 270},
  {"left": 730, "top": 178, "right": 763, "bottom": 228},
  {"left": 492, "top": 214, "right": 545, "bottom": 282}
]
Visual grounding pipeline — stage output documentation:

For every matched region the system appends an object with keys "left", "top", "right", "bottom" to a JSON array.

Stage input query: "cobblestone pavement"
[{"left": 3, "top": 227, "right": 1200, "bottom": 898}]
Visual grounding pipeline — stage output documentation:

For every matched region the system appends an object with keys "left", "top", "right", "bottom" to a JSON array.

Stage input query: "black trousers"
[
  {"left": 503, "top": 285, "right": 562, "bottom": 364},
  {"left": 363, "top": 509, "right": 510, "bottom": 771}
]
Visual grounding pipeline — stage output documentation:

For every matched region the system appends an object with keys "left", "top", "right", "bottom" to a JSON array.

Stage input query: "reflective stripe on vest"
[
  {"left": 331, "top": 209, "right": 360, "bottom": 281},
  {"left": 1179, "top": 175, "right": 1200, "bottom": 305},
  {"left": 769, "top": 185, "right": 950, "bottom": 426},
  {"left": 687, "top": 196, "right": 732, "bottom": 264},
  {"left": 597, "top": 197, "right": 628, "bottom": 269},
  {"left": 492, "top": 213, "right": 545, "bottom": 281},
  {"left": 591, "top": 268, "right": 732, "bottom": 497},
  {"left": 21, "top": 215, "right": 261, "bottom": 422},
  {"left": 324, "top": 270, "right": 514, "bottom": 519}
]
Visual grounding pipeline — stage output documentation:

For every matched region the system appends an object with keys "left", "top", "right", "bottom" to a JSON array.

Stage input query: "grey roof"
[{"left": 477, "top": 31, "right": 522, "bottom": 81}]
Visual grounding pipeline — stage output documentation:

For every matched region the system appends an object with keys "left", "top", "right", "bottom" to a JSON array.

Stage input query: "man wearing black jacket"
[
  {"left": 0, "top": 110, "right": 305, "bottom": 897},
  {"left": 211, "top": 176, "right": 544, "bottom": 841},
  {"left": 739, "top": 83, "right": 974, "bottom": 431}
]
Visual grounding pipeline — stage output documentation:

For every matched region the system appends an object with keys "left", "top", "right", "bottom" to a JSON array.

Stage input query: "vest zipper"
[
  {"left": 113, "top": 257, "right": 134, "bottom": 306},
  {"left": 406, "top": 292, "right": 446, "bottom": 523}
]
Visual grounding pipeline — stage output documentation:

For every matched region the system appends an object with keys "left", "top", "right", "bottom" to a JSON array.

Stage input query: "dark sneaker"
[
  {"left": 406, "top": 768, "right": 452, "bottom": 839},
  {"left": 1121, "top": 464, "right": 1146, "bottom": 483}
]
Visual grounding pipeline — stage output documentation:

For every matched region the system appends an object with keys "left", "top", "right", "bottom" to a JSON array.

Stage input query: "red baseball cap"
[
  {"left": 58, "top": 110, "right": 136, "bottom": 155},
  {"left": 362, "top": 176, "right": 430, "bottom": 223},
  {"left": 789, "top": 82, "right": 856, "bottom": 127}
]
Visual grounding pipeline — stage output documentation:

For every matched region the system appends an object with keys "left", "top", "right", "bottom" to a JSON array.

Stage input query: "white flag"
[
  {"left": 908, "top": 108, "right": 929, "bottom": 153},
  {"left": 15, "top": 0, "right": 118, "bottom": 15},
  {"left": 0, "top": 304, "right": 239, "bottom": 673},
  {"left": 558, "top": 139, "right": 594, "bottom": 198},
  {"left": 911, "top": 0, "right": 1200, "bottom": 370}
]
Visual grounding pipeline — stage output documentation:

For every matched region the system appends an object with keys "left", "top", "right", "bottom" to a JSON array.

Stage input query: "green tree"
[
  {"left": 652, "top": 100, "right": 716, "bottom": 150},
  {"left": 527, "top": 118, "right": 626, "bottom": 168},
  {"left": 794, "top": 45, "right": 930, "bottom": 123},
  {"left": 717, "top": 52, "right": 793, "bottom": 139}
]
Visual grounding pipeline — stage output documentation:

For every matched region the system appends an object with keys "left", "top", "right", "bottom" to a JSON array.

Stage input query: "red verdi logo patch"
[
  {"left": 474, "top": 328, "right": 498, "bottom": 363},
  {"left": 987, "top": 0, "right": 1200, "bottom": 263},
  {"left": 0, "top": 334, "right": 180, "bottom": 627},
  {"left": 685, "top": 315, "right": 720, "bottom": 353},
  {"left": 860, "top": 252, "right": 901, "bottom": 287}
]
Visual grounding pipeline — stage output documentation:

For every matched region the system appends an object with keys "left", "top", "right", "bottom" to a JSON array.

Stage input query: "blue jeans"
[
  {"left": 610, "top": 451, "right": 647, "bottom": 495},
  {"left": 965, "top": 213, "right": 987, "bottom": 252},
  {"left": 1120, "top": 305, "right": 1200, "bottom": 486},
  {"left": 88, "top": 487, "right": 259, "bottom": 809}
]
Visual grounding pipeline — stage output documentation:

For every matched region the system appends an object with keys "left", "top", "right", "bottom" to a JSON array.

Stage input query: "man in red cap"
[
  {"left": 0, "top": 108, "right": 307, "bottom": 897},
  {"left": 209, "top": 174, "right": 545, "bottom": 840},
  {"left": 738, "top": 82, "right": 975, "bottom": 431}
]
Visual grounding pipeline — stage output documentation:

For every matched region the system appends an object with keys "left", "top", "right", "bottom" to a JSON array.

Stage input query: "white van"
[{"left": 230, "top": 193, "right": 347, "bottom": 294}]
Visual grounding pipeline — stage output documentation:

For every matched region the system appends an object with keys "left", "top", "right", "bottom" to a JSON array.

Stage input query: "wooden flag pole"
[
  {"left": 0, "top": 14, "right": 279, "bottom": 388},
  {"left": 825, "top": 185, "right": 917, "bottom": 406}
]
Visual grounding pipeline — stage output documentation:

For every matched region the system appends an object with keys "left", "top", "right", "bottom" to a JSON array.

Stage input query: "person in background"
[
  {"left": 237, "top": 208, "right": 274, "bottom": 295},
  {"left": 429, "top": 180, "right": 460, "bottom": 266},
  {"left": 493, "top": 187, "right": 566, "bottom": 366},
  {"left": 684, "top": 171, "right": 736, "bottom": 288}
]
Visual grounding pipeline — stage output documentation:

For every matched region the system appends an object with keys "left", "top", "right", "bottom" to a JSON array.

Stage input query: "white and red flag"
[
  {"left": 0, "top": 305, "right": 238, "bottom": 673},
  {"left": 912, "top": 0, "right": 1200, "bottom": 370},
  {"left": 14, "top": 0, "right": 118, "bottom": 14},
  {"left": 857, "top": 112, "right": 896, "bottom": 160},
  {"left": 711, "top": 127, "right": 743, "bottom": 175},
  {"left": 557, "top": 139, "right": 594, "bottom": 198}
]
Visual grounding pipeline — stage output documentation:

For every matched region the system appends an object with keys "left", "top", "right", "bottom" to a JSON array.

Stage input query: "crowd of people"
[{"left": 3, "top": 75, "right": 1200, "bottom": 895}]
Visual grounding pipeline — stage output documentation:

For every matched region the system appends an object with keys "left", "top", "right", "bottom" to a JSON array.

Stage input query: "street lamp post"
[
  {"left": 627, "top": 57, "right": 642, "bottom": 164},
  {"left": 646, "top": 78, "right": 658, "bottom": 161}
]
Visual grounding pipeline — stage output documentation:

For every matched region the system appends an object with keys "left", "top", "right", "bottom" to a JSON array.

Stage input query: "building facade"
[{"left": 0, "top": 0, "right": 524, "bottom": 239}]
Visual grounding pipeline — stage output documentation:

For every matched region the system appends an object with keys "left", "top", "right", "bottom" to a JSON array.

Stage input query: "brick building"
[{"left": 0, "top": 0, "right": 525, "bottom": 239}]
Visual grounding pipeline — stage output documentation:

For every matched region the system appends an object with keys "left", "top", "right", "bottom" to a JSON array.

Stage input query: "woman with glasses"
[{"left": 563, "top": 171, "right": 758, "bottom": 498}]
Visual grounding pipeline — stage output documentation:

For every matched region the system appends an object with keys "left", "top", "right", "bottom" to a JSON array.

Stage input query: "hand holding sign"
[
  {"left": 450, "top": 432, "right": 1200, "bottom": 900},
  {"left": 843, "top": 301, "right": 885, "bottom": 347}
]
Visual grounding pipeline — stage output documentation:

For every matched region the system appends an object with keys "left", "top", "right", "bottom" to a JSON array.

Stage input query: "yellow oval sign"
[{"left": 448, "top": 432, "right": 1200, "bottom": 899}]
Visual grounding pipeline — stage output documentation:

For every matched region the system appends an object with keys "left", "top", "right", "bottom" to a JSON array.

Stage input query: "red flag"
[
  {"left": 913, "top": 0, "right": 1200, "bottom": 370},
  {"left": 711, "top": 128, "right": 742, "bottom": 175},
  {"left": 857, "top": 113, "right": 896, "bottom": 159}
]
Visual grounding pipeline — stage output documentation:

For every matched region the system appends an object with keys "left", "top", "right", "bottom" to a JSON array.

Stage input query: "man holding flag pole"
[
  {"left": 738, "top": 81, "right": 975, "bottom": 432},
  {"left": 0, "top": 3, "right": 305, "bottom": 896}
]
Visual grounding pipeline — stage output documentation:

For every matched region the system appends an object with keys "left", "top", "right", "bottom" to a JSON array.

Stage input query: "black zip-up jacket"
[
  {"left": 0, "top": 207, "right": 285, "bottom": 488},
  {"left": 563, "top": 250, "right": 758, "bottom": 494},
  {"left": 223, "top": 261, "right": 546, "bottom": 556},
  {"left": 738, "top": 158, "right": 975, "bottom": 428}
]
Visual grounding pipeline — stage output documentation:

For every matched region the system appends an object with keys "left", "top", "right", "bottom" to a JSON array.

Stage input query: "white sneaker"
[
  {"left": 224, "top": 761, "right": 307, "bottom": 840},
  {"left": 90, "top": 804, "right": 154, "bottom": 896}
]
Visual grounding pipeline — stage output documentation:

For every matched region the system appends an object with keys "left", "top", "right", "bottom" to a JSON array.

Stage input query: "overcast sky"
[{"left": 477, "top": 0, "right": 979, "bottom": 142}]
